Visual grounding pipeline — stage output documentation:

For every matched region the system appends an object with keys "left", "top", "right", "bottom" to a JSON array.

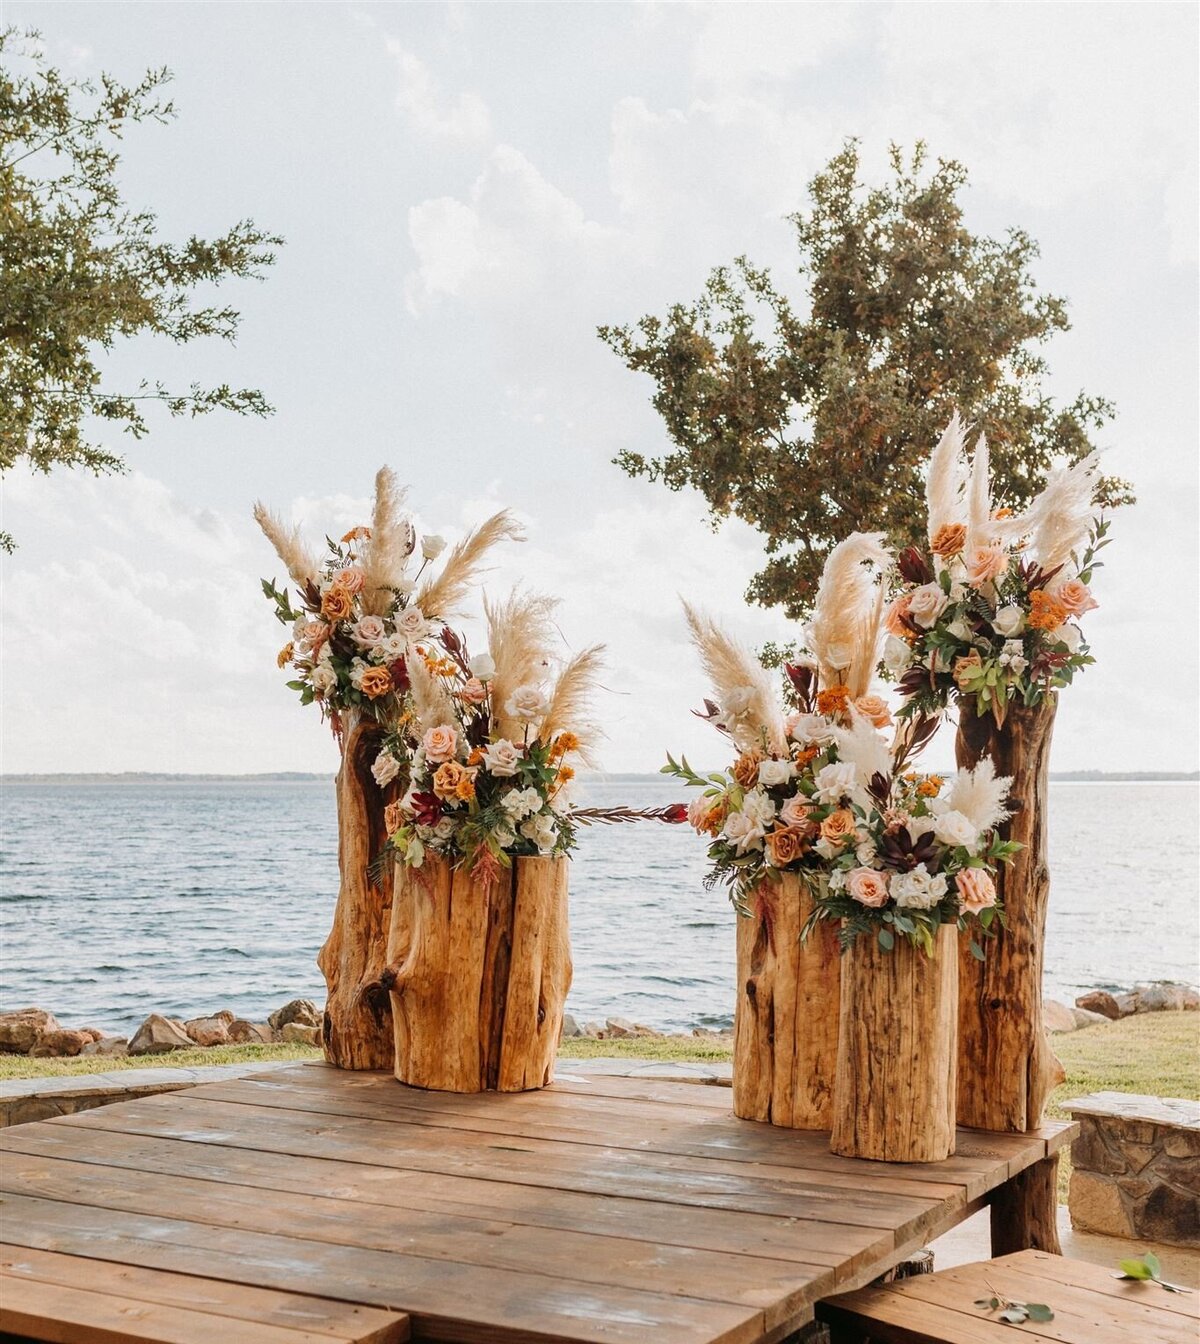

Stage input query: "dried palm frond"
[
  {"left": 416, "top": 509, "right": 524, "bottom": 621},
  {"left": 683, "top": 602, "right": 786, "bottom": 756},
  {"left": 942, "top": 758, "right": 1013, "bottom": 835},
  {"left": 407, "top": 652, "right": 457, "bottom": 736},
  {"left": 1023, "top": 450, "right": 1103, "bottom": 578},
  {"left": 807, "top": 532, "right": 890, "bottom": 699},
  {"left": 361, "top": 468, "right": 413, "bottom": 616},
  {"left": 832, "top": 710, "right": 894, "bottom": 805},
  {"left": 252, "top": 502, "right": 320, "bottom": 588},
  {"left": 486, "top": 590, "right": 560, "bottom": 742},
  {"left": 925, "top": 412, "right": 969, "bottom": 552},
  {"left": 541, "top": 644, "right": 605, "bottom": 766}
]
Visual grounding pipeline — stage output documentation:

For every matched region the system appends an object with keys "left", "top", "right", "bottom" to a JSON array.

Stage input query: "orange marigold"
[
  {"left": 340, "top": 526, "right": 371, "bottom": 542},
  {"left": 455, "top": 775, "right": 476, "bottom": 802},
  {"left": 557, "top": 766, "right": 576, "bottom": 783},
  {"left": 467, "top": 747, "right": 485, "bottom": 766},
  {"left": 918, "top": 776, "right": 943, "bottom": 798},
  {"left": 1028, "top": 590, "right": 1069, "bottom": 631},
  {"left": 552, "top": 731, "right": 580, "bottom": 759},
  {"left": 792, "top": 744, "right": 819, "bottom": 768},
  {"left": 276, "top": 642, "right": 295, "bottom": 669},
  {"left": 816, "top": 685, "right": 850, "bottom": 717}
]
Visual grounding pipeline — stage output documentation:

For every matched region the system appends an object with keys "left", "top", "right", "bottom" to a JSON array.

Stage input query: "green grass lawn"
[{"left": 4, "top": 1012, "right": 1196, "bottom": 1200}]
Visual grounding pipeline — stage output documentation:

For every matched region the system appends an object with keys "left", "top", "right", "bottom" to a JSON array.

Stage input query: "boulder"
[
  {"left": 1072, "top": 1006, "right": 1109, "bottom": 1029},
  {"left": 0, "top": 1007, "right": 61, "bottom": 1054},
  {"left": 81, "top": 1036, "right": 128, "bottom": 1058},
  {"left": 559, "top": 1014, "right": 582, "bottom": 1039},
  {"left": 128, "top": 1013, "right": 193, "bottom": 1056},
  {"left": 582, "top": 1021, "right": 606, "bottom": 1038},
  {"left": 227, "top": 1019, "right": 272, "bottom": 1044},
  {"left": 1075, "top": 990, "right": 1121, "bottom": 1020},
  {"left": 29, "top": 1029, "right": 89, "bottom": 1058},
  {"left": 1130, "top": 983, "right": 1200, "bottom": 1013},
  {"left": 1042, "top": 999, "right": 1077, "bottom": 1033},
  {"left": 184, "top": 1016, "right": 231, "bottom": 1048},
  {"left": 214, "top": 1009, "right": 237, "bottom": 1025},
  {"left": 280, "top": 1021, "right": 321, "bottom": 1046},
  {"left": 78, "top": 1028, "right": 104, "bottom": 1043},
  {"left": 268, "top": 999, "right": 321, "bottom": 1031}
]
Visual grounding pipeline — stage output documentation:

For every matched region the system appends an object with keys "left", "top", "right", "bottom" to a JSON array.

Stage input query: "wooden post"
[
  {"left": 733, "top": 874, "right": 840, "bottom": 1130},
  {"left": 831, "top": 923, "right": 957, "bottom": 1163},
  {"left": 991, "top": 1154, "right": 1063, "bottom": 1255},
  {"left": 955, "top": 697, "right": 1064, "bottom": 1134},
  {"left": 315, "top": 710, "right": 395, "bottom": 1071},
  {"left": 385, "top": 855, "right": 572, "bottom": 1093}
]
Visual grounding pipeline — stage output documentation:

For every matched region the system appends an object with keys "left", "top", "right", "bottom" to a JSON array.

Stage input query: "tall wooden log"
[
  {"left": 385, "top": 855, "right": 571, "bottom": 1093},
  {"left": 733, "top": 874, "right": 840, "bottom": 1129},
  {"left": 315, "top": 711, "right": 394, "bottom": 1071},
  {"left": 831, "top": 923, "right": 957, "bottom": 1163},
  {"left": 955, "top": 696, "right": 1064, "bottom": 1134}
]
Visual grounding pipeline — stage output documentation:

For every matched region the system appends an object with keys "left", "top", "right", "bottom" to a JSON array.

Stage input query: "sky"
[{"left": 2, "top": 1, "right": 1197, "bottom": 777}]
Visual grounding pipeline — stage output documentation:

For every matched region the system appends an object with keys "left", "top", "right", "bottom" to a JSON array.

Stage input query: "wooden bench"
[
  {"left": 0, "top": 1246, "right": 411, "bottom": 1344},
  {"left": 815, "top": 1248, "right": 1197, "bottom": 1342}
]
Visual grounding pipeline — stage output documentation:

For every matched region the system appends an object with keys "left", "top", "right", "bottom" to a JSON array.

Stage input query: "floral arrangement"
[
  {"left": 254, "top": 469, "right": 521, "bottom": 735},
  {"left": 667, "top": 535, "right": 1018, "bottom": 953},
  {"left": 884, "top": 415, "right": 1109, "bottom": 726}
]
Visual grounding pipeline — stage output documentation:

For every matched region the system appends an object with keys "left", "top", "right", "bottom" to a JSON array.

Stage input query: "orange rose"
[
  {"left": 321, "top": 587, "right": 353, "bottom": 621},
  {"left": 731, "top": 751, "right": 761, "bottom": 789},
  {"left": 433, "top": 761, "right": 469, "bottom": 799},
  {"left": 1028, "top": 590, "right": 1069, "bottom": 631},
  {"left": 930, "top": 523, "right": 967, "bottom": 557},
  {"left": 276, "top": 642, "right": 295, "bottom": 669},
  {"left": 885, "top": 593, "right": 915, "bottom": 639},
  {"left": 1056, "top": 578, "right": 1098, "bottom": 617},
  {"left": 358, "top": 667, "right": 392, "bottom": 700},
  {"left": 953, "top": 650, "right": 983, "bottom": 689},
  {"left": 854, "top": 694, "right": 892, "bottom": 729},
  {"left": 957, "top": 867, "right": 997, "bottom": 915},
  {"left": 384, "top": 802, "right": 404, "bottom": 836},
  {"left": 816, "top": 685, "right": 850, "bottom": 717},
  {"left": 966, "top": 544, "right": 1008, "bottom": 587},
  {"left": 819, "top": 809, "right": 856, "bottom": 845},
  {"left": 765, "top": 825, "right": 812, "bottom": 867}
]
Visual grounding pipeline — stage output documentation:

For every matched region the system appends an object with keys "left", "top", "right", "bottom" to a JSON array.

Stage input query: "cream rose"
[
  {"left": 890, "top": 864, "right": 948, "bottom": 910},
  {"left": 482, "top": 739, "right": 522, "bottom": 776},
  {"left": 420, "top": 534, "right": 447, "bottom": 560},
  {"left": 992, "top": 604, "right": 1025, "bottom": 638},
  {"left": 423, "top": 725, "right": 458, "bottom": 764},
  {"left": 371, "top": 750, "right": 401, "bottom": 787},
  {"left": 1052, "top": 623, "right": 1083, "bottom": 654},
  {"left": 846, "top": 867, "right": 890, "bottom": 909},
  {"left": 311, "top": 664, "right": 337, "bottom": 697},
  {"left": 908, "top": 582, "right": 949, "bottom": 630},
  {"left": 757, "top": 758, "right": 797, "bottom": 787},
  {"left": 722, "top": 811, "right": 764, "bottom": 855},
  {"left": 352, "top": 615, "right": 386, "bottom": 648},
  {"left": 882, "top": 634, "right": 914, "bottom": 675},
  {"left": 469, "top": 652, "right": 496, "bottom": 680},
  {"left": 932, "top": 809, "right": 978, "bottom": 850},
  {"left": 505, "top": 685, "right": 548, "bottom": 721},
  {"left": 395, "top": 605, "right": 430, "bottom": 641},
  {"left": 812, "top": 761, "right": 856, "bottom": 803},
  {"left": 956, "top": 867, "right": 998, "bottom": 914},
  {"left": 789, "top": 713, "right": 836, "bottom": 745}
]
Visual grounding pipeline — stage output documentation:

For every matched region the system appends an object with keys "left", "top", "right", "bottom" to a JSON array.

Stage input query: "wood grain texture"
[
  {"left": 831, "top": 924, "right": 957, "bottom": 1164},
  {"left": 955, "top": 696, "right": 1064, "bottom": 1133},
  {"left": 386, "top": 856, "right": 571, "bottom": 1092},
  {"left": 733, "top": 874, "right": 840, "bottom": 1129},
  {"left": 989, "top": 1154, "right": 1063, "bottom": 1256},
  {"left": 317, "top": 711, "right": 395, "bottom": 1071}
]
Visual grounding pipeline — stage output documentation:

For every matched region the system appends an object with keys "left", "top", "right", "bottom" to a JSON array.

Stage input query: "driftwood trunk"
[
  {"left": 831, "top": 923, "right": 957, "bottom": 1163},
  {"left": 955, "top": 696, "right": 1063, "bottom": 1134},
  {"left": 733, "top": 875, "right": 840, "bottom": 1129},
  {"left": 385, "top": 856, "right": 572, "bottom": 1093},
  {"left": 315, "top": 711, "right": 394, "bottom": 1071}
]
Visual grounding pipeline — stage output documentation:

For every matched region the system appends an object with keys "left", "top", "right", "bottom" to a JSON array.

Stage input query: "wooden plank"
[
  {"left": 2, "top": 1123, "right": 882, "bottom": 1275},
  {"left": 818, "top": 1287, "right": 1055, "bottom": 1343},
  {"left": 0, "top": 1245, "right": 409, "bottom": 1342},
  {"left": 1001, "top": 1249, "right": 1199, "bottom": 1320},
  {"left": 0, "top": 1150, "right": 829, "bottom": 1326},
  {"left": 0, "top": 1272, "right": 407, "bottom": 1344},
  {"left": 1, "top": 1194, "right": 765, "bottom": 1344}
]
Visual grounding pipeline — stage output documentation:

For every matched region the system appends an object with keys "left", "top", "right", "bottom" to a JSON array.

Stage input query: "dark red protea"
[
  {"left": 662, "top": 803, "right": 689, "bottom": 824},
  {"left": 388, "top": 657, "right": 411, "bottom": 693},
  {"left": 440, "top": 627, "right": 462, "bottom": 655},
  {"left": 409, "top": 792, "right": 443, "bottom": 827},
  {"left": 897, "top": 546, "right": 933, "bottom": 586}
]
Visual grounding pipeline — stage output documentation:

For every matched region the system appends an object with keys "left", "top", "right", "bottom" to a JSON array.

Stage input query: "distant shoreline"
[{"left": 3, "top": 770, "right": 1198, "bottom": 785}]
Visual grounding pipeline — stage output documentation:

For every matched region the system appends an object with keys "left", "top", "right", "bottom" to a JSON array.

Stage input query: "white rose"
[
  {"left": 377, "top": 633, "right": 408, "bottom": 661},
  {"left": 855, "top": 840, "right": 878, "bottom": 867},
  {"left": 723, "top": 686, "right": 755, "bottom": 716},
  {"left": 431, "top": 817, "right": 456, "bottom": 842},
  {"left": 421, "top": 534, "right": 447, "bottom": 560},
  {"left": 829, "top": 868, "right": 848, "bottom": 892},
  {"left": 757, "top": 758, "right": 796, "bottom": 788},
  {"left": 993, "top": 605, "right": 1025, "bottom": 638},
  {"left": 469, "top": 652, "right": 496, "bottom": 680},
  {"left": 907, "top": 814, "right": 936, "bottom": 840},
  {"left": 505, "top": 685, "right": 548, "bottom": 721},
  {"left": 946, "top": 618, "right": 973, "bottom": 642},
  {"left": 292, "top": 615, "right": 309, "bottom": 640},
  {"left": 890, "top": 864, "right": 941, "bottom": 910},
  {"left": 822, "top": 641, "right": 855, "bottom": 671},
  {"left": 311, "top": 665, "right": 338, "bottom": 697},
  {"left": 882, "top": 635, "right": 914, "bottom": 675},
  {"left": 813, "top": 761, "right": 856, "bottom": 804},
  {"left": 395, "top": 605, "right": 430, "bottom": 641},
  {"left": 932, "top": 809, "right": 978, "bottom": 850},
  {"left": 908, "top": 582, "right": 949, "bottom": 630},
  {"left": 352, "top": 615, "right": 386, "bottom": 648},
  {"left": 790, "top": 713, "right": 837, "bottom": 746},
  {"left": 371, "top": 751, "right": 401, "bottom": 787},
  {"left": 1052, "top": 623, "right": 1082, "bottom": 654},
  {"left": 348, "top": 658, "right": 368, "bottom": 688},
  {"left": 492, "top": 823, "right": 517, "bottom": 848},
  {"left": 741, "top": 788, "right": 777, "bottom": 828},
  {"left": 501, "top": 786, "right": 542, "bottom": 821},
  {"left": 814, "top": 837, "right": 839, "bottom": 860},
  {"left": 482, "top": 739, "right": 522, "bottom": 777},
  {"left": 520, "top": 812, "right": 558, "bottom": 854},
  {"left": 722, "top": 811, "right": 764, "bottom": 855}
]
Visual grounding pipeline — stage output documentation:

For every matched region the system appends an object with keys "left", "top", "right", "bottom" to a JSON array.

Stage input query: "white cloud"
[
  {"left": 691, "top": 3, "right": 868, "bottom": 91},
  {"left": 384, "top": 36, "right": 491, "bottom": 144}
]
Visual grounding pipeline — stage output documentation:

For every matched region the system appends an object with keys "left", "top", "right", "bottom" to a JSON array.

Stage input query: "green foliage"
[
  {"left": 1115, "top": 1253, "right": 1189, "bottom": 1293},
  {"left": 974, "top": 1295, "right": 1054, "bottom": 1326},
  {"left": 0, "top": 27, "right": 282, "bottom": 549},
  {"left": 600, "top": 140, "right": 1132, "bottom": 619}
]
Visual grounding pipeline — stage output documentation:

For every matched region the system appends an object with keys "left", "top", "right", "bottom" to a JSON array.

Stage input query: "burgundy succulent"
[
  {"left": 878, "top": 825, "right": 938, "bottom": 872},
  {"left": 897, "top": 546, "right": 933, "bottom": 586}
]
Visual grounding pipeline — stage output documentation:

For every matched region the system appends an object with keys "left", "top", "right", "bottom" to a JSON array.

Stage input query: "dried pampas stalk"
[
  {"left": 943, "top": 758, "right": 1013, "bottom": 835},
  {"left": 541, "top": 644, "right": 605, "bottom": 767},
  {"left": 1024, "top": 450, "right": 1103, "bottom": 578},
  {"left": 407, "top": 652, "right": 457, "bottom": 736},
  {"left": 361, "top": 468, "right": 413, "bottom": 616},
  {"left": 253, "top": 502, "right": 320, "bottom": 588},
  {"left": 926, "top": 412, "right": 969, "bottom": 557},
  {"left": 486, "top": 590, "right": 560, "bottom": 742},
  {"left": 808, "top": 532, "right": 890, "bottom": 698},
  {"left": 417, "top": 509, "right": 524, "bottom": 621},
  {"left": 965, "top": 435, "right": 996, "bottom": 554},
  {"left": 831, "top": 709, "right": 894, "bottom": 804},
  {"left": 683, "top": 602, "right": 786, "bottom": 756}
]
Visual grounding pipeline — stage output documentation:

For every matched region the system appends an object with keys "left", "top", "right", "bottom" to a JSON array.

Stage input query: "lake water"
[{"left": 1, "top": 779, "right": 1196, "bottom": 1034}]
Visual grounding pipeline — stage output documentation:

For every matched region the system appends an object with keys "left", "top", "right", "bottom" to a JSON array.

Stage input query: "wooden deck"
[{"left": 0, "top": 1062, "right": 1075, "bottom": 1344}]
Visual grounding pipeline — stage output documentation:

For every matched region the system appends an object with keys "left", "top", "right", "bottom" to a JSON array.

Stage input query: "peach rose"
[
  {"left": 930, "top": 523, "right": 967, "bottom": 558},
  {"left": 432, "top": 761, "right": 469, "bottom": 800},
  {"left": 333, "top": 566, "right": 365, "bottom": 594},
  {"left": 854, "top": 694, "right": 892, "bottom": 729},
  {"left": 779, "top": 795, "right": 814, "bottom": 828},
  {"left": 321, "top": 587, "right": 353, "bottom": 621},
  {"left": 765, "top": 825, "right": 812, "bottom": 867},
  {"left": 384, "top": 802, "right": 404, "bottom": 836},
  {"left": 459, "top": 677, "right": 487, "bottom": 705},
  {"left": 885, "top": 592, "right": 916, "bottom": 638},
  {"left": 301, "top": 621, "right": 329, "bottom": 652},
  {"left": 1056, "top": 578, "right": 1098, "bottom": 617},
  {"left": 846, "top": 867, "right": 890, "bottom": 908},
  {"left": 688, "top": 795, "right": 727, "bottom": 837},
  {"left": 731, "top": 751, "right": 761, "bottom": 789},
  {"left": 956, "top": 867, "right": 997, "bottom": 915},
  {"left": 358, "top": 667, "right": 392, "bottom": 700},
  {"left": 953, "top": 650, "right": 983, "bottom": 689},
  {"left": 423, "top": 725, "right": 458, "bottom": 763},
  {"left": 819, "top": 809, "right": 856, "bottom": 846},
  {"left": 966, "top": 544, "right": 1008, "bottom": 587}
]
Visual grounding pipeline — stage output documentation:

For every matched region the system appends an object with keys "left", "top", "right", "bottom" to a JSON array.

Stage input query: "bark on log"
[
  {"left": 733, "top": 874, "right": 840, "bottom": 1130},
  {"left": 990, "top": 1153, "right": 1063, "bottom": 1255},
  {"left": 956, "top": 696, "right": 1064, "bottom": 1133},
  {"left": 831, "top": 923, "right": 957, "bottom": 1163},
  {"left": 315, "top": 710, "right": 394, "bottom": 1070},
  {"left": 385, "top": 855, "right": 571, "bottom": 1092}
]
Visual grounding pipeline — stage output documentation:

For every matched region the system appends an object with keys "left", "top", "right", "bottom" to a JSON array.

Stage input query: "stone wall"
[{"left": 1067, "top": 1092, "right": 1199, "bottom": 1247}]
